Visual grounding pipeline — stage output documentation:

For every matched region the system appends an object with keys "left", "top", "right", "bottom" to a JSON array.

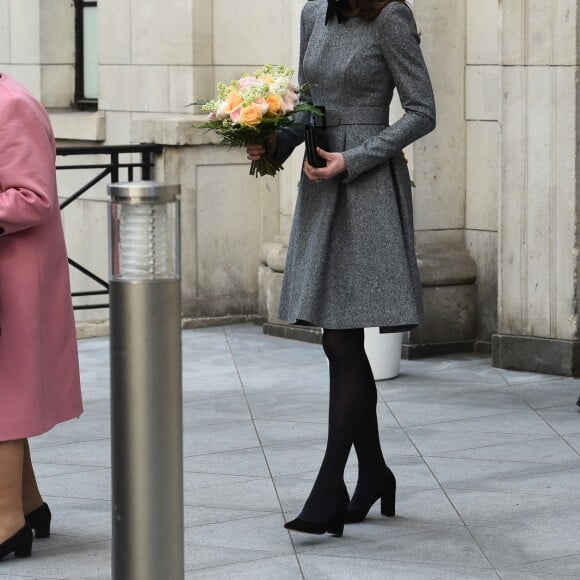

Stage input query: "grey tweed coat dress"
[{"left": 274, "top": 0, "right": 436, "bottom": 331}]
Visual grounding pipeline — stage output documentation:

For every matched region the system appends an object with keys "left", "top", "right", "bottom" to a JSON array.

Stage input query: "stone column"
[
  {"left": 405, "top": 0, "right": 478, "bottom": 356},
  {"left": 465, "top": 0, "right": 501, "bottom": 348},
  {"left": 493, "top": 0, "right": 580, "bottom": 375}
]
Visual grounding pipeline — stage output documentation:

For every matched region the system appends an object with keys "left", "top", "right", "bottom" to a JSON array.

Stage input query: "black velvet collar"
[{"left": 325, "top": 0, "right": 350, "bottom": 25}]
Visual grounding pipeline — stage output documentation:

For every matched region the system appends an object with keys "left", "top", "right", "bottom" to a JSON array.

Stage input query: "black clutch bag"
[{"left": 304, "top": 108, "right": 328, "bottom": 168}]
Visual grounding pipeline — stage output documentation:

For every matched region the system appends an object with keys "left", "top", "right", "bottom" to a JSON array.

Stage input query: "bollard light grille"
[{"left": 108, "top": 181, "right": 180, "bottom": 281}]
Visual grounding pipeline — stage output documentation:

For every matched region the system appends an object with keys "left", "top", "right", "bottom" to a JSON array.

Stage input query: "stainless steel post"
[{"left": 108, "top": 182, "right": 183, "bottom": 580}]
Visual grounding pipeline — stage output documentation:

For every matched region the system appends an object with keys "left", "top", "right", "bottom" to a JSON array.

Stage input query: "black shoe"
[
  {"left": 344, "top": 467, "right": 396, "bottom": 524},
  {"left": 284, "top": 488, "right": 350, "bottom": 537},
  {"left": 25, "top": 503, "right": 51, "bottom": 539},
  {"left": 0, "top": 525, "right": 33, "bottom": 561}
]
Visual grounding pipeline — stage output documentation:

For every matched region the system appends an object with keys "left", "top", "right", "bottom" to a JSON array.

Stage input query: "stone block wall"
[
  {"left": 493, "top": 0, "right": 580, "bottom": 375},
  {"left": 413, "top": 0, "right": 466, "bottom": 243},
  {"left": 405, "top": 1, "right": 478, "bottom": 353},
  {"left": 465, "top": 0, "right": 500, "bottom": 345},
  {"left": 0, "top": 0, "right": 75, "bottom": 105},
  {"left": 134, "top": 122, "right": 281, "bottom": 321}
]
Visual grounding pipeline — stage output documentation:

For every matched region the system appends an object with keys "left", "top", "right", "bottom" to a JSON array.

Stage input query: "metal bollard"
[{"left": 108, "top": 181, "right": 184, "bottom": 580}]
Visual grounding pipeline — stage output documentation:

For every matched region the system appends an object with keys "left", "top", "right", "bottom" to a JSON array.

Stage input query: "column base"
[
  {"left": 402, "top": 340, "right": 474, "bottom": 359},
  {"left": 492, "top": 334, "right": 580, "bottom": 377},
  {"left": 262, "top": 321, "right": 322, "bottom": 344}
]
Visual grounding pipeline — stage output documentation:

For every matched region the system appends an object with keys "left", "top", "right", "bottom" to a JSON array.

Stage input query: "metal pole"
[{"left": 109, "top": 182, "right": 183, "bottom": 580}]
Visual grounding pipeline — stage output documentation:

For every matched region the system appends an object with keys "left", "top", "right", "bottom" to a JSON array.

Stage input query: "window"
[{"left": 75, "top": 0, "right": 99, "bottom": 110}]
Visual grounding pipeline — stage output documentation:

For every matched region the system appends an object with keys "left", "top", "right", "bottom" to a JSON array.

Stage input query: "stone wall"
[
  {"left": 493, "top": 0, "right": 580, "bottom": 375},
  {"left": 0, "top": 0, "right": 75, "bottom": 106},
  {"left": 408, "top": 0, "right": 479, "bottom": 352},
  {"left": 133, "top": 118, "right": 280, "bottom": 322},
  {"left": 465, "top": 0, "right": 500, "bottom": 345}
]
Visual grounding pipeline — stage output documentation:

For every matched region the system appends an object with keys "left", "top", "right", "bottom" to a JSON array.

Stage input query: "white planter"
[{"left": 364, "top": 328, "right": 403, "bottom": 381}]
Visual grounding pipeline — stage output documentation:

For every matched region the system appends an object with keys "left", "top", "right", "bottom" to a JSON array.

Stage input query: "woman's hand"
[
  {"left": 303, "top": 148, "right": 346, "bottom": 181},
  {"left": 246, "top": 135, "right": 277, "bottom": 161}
]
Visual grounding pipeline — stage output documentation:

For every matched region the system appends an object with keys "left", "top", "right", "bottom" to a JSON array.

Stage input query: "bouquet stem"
[{"left": 249, "top": 154, "right": 282, "bottom": 178}]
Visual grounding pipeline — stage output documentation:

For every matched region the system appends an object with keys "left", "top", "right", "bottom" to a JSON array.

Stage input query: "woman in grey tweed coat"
[{"left": 247, "top": 0, "right": 435, "bottom": 536}]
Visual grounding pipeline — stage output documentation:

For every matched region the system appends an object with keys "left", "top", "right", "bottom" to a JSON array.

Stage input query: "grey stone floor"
[{"left": 1, "top": 323, "right": 580, "bottom": 579}]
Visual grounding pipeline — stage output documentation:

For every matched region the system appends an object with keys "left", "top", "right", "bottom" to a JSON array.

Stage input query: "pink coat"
[{"left": 0, "top": 74, "right": 82, "bottom": 441}]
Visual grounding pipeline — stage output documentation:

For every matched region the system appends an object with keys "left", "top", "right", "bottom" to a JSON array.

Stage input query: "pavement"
[{"left": 1, "top": 323, "right": 579, "bottom": 579}]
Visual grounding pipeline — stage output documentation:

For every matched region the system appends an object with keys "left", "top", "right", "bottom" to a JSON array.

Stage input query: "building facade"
[{"left": 1, "top": 0, "right": 579, "bottom": 375}]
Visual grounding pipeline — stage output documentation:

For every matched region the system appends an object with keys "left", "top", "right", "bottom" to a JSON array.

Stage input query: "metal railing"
[{"left": 56, "top": 144, "right": 163, "bottom": 310}]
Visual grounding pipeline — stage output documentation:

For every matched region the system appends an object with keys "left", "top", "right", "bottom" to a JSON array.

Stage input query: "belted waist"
[{"left": 316, "top": 106, "right": 389, "bottom": 127}]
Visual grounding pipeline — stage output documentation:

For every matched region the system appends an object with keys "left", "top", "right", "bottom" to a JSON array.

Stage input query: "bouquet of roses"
[{"left": 199, "top": 65, "right": 320, "bottom": 178}]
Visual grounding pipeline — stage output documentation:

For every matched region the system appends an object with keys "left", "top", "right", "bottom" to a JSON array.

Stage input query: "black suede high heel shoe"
[
  {"left": 25, "top": 503, "right": 51, "bottom": 539},
  {"left": 344, "top": 467, "right": 396, "bottom": 524},
  {"left": 0, "top": 525, "right": 33, "bottom": 561},
  {"left": 284, "top": 488, "right": 350, "bottom": 537}
]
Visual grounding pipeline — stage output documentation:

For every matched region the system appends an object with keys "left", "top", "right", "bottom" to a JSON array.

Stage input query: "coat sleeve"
[
  {"left": 342, "top": 2, "right": 436, "bottom": 183},
  {"left": 0, "top": 96, "right": 56, "bottom": 236},
  {"left": 272, "top": 2, "right": 316, "bottom": 166}
]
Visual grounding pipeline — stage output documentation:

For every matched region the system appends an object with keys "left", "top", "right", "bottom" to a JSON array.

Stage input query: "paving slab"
[
  {"left": 184, "top": 546, "right": 290, "bottom": 574},
  {"left": 182, "top": 446, "right": 271, "bottom": 478},
  {"left": 469, "top": 525, "right": 580, "bottom": 569},
  {"left": 299, "top": 525, "right": 492, "bottom": 569},
  {"left": 500, "top": 553, "right": 580, "bottom": 577},
  {"left": 298, "top": 554, "right": 500, "bottom": 580},
  {"left": 426, "top": 456, "right": 580, "bottom": 496},
  {"left": 508, "top": 379, "right": 580, "bottom": 410},
  {"left": 186, "top": 554, "right": 303, "bottom": 580}
]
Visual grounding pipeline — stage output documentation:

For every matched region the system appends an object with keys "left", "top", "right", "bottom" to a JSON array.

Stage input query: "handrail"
[
  {"left": 56, "top": 144, "right": 163, "bottom": 310},
  {"left": 57, "top": 144, "right": 163, "bottom": 155}
]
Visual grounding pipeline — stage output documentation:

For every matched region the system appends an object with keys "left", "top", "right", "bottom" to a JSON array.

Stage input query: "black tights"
[{"left": 298, "top": 328, "right": 388, "bottom": 521}]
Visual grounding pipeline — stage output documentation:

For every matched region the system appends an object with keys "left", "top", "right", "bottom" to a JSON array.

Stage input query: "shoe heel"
[
  {"left": 380, "top": 479, "right": 396, "bottom": 517},
  {"left": 327, "top": 522, "right": 344, "bottom": 537},
  {"left": 381, "top": 496, "right": 395, "bottom": 517},
  {"left": 14, "top": 537, "right": 32, "bottom": 559},
  {"left": 34, "top": 524, "right": 50, "bottom": 539},
  {"left": 327, "top": 489, "right": 349, "bottom": 536},
  {"left": 25, "top": 503, "right": 51, "bottom": 539}
]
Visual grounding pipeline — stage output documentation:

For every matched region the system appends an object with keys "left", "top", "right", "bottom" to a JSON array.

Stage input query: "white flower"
[
  {"left": 215, "top": 101, "right": 229, "bottom": 120},
  {"left": 254, "top": 98, "right": 270, "bottom": 115},
  {"left": 270, "top": 78, "right": 290, "bottom": 95}
]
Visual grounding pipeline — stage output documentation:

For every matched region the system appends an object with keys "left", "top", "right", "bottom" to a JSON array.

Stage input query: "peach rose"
[
  {"left": 266, "top": 94, "right": 283, "bottom": 116},
  {"left": 238, "top": 105, "right": 263, "bottom": 127},
  {"left": 229, "top": 104, "right": 243, "bottom": 124},
  {"left": 225, "top": 91, "right": 243, "bottom": 114}
]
